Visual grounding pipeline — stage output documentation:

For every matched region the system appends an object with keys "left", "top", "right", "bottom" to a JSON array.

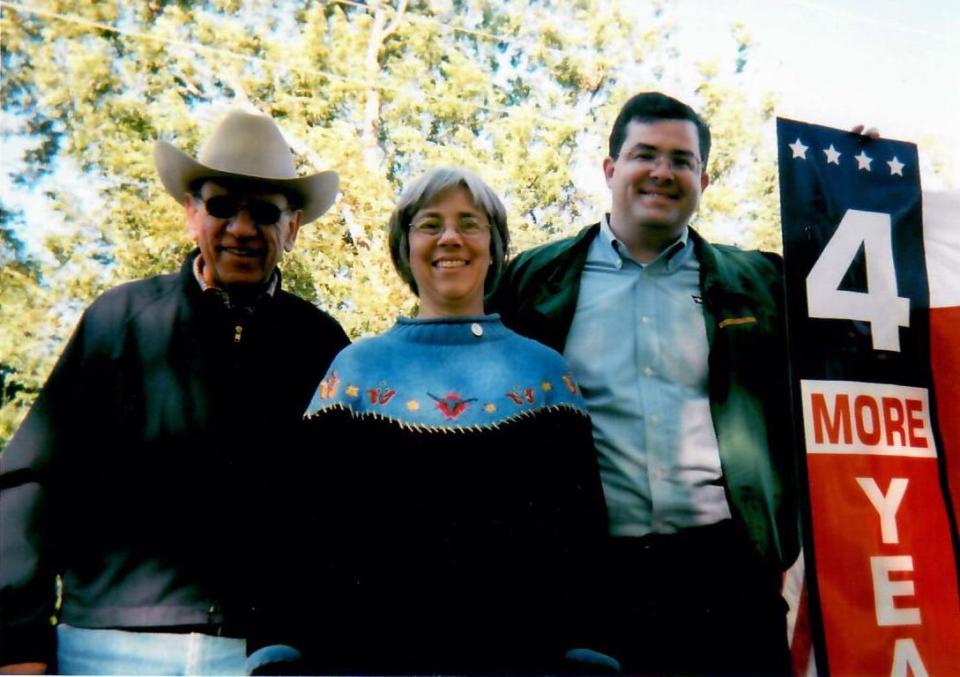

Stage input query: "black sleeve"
[
  {"left": 0, "top": 313, "right": 96, "bottom": 665},
  {"left": 244, "top": 406, "right": 356, "bottom": 673},
  {"left": 553, "top": 412, "right": 609, "bottom": 654}
]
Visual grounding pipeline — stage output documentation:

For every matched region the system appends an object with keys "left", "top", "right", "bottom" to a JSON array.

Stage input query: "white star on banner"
[
  {"left": 887, "top": 156, "right": 905, "bottom": 176},
  {"left": 789, "top": 138, "right": 808, "bottom": 159},
  {"left": 855, "top": 151, "right": 873, "bottom": 171},
  {"left": 823, "top": 145, "right": 841, "bottom": 165}
]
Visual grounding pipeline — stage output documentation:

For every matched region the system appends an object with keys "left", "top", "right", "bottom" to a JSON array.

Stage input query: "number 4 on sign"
[{"left": 806, "top": 209, "right": 910, "bottom": 352}]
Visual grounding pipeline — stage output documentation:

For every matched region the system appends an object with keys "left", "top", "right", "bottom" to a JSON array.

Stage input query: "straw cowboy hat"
[{"left": 154, "top": 109, "right": 339, "bottom": 224}]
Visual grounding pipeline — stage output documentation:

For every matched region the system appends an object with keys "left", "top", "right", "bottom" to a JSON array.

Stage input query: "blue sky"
[{"left": 667, "top": 0, "right": 959, "bottom": 189}]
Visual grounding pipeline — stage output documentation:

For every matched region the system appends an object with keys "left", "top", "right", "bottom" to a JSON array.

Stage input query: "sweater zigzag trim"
[{"left": 304, "top": 402, "right": 588, "bottom": 433}]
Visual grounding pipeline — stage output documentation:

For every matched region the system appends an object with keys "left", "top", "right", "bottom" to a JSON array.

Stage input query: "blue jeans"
[{"left": 57, "top": 624, "right": 246, "bottom": 675}]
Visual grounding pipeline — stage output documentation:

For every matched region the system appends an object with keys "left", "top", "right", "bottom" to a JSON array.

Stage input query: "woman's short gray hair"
[{"left": 388, "top": 166, "right": 510, "bottom": 296}]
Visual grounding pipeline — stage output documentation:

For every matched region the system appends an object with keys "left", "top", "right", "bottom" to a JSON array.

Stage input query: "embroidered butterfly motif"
[
  {"left": 505, "top": 386, "right": 536, "bottom": 405},
  {"left": 428, "top": 391, "right": 477, "bottom": 420},
  {"left": 368, "top": 381, "right": 397, "bottom": 405},
  {"left": 319, "top": 370, "right": 341, "bottom": 399}
]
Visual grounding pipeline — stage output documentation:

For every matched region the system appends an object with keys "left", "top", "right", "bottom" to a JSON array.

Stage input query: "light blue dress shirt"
[{"left": 563, "top": 217, "right": 732, "bottom": 537}]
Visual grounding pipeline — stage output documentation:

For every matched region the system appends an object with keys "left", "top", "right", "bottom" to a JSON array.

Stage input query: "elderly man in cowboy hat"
[{"left": 0, "top": 109, "right": 349, "bottom": 675}]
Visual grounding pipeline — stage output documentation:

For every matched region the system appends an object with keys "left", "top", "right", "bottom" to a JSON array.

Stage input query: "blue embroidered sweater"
[
  {"left": 308, "top": 314, "right": 587, "bottom": 426},
  {"left": 295, "top": 315, "right": 608, "bottom": 674}
]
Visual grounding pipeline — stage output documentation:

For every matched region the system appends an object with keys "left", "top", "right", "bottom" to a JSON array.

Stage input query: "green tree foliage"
[{"left": 1, "top": 0, "right": 776, "bottom": 447}]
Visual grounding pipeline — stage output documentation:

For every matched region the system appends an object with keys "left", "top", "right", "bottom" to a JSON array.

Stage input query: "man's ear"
[
  {"left": 603, "top": 156, "right": 616, "bottom": 187},
  {"left": 700, "top": 169, "right": 710, "bottom": 193},
  {"left": 283, "top": 211, "right": 303, "bottom": 252},
  {"left": 184, "top": 195, "right": 202, "bottom": 242}
]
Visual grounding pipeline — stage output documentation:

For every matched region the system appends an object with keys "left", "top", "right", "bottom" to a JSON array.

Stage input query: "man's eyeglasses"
[
  {"left": 629, "top": 150, "right": 702, "bottom": 173},
  {"left": 196, "top": 194, "right": 286, "bottom": 226},
  {"left": 410, "top": 219, "right": 491, "bottom": 238}
]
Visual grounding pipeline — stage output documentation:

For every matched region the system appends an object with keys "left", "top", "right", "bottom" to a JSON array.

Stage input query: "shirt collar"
[
  {"left": 192, "top": 254, "right": 278, "bottom": 310},
  {"left": 597, "top": 214, "right": 691, "bottom": 272}
]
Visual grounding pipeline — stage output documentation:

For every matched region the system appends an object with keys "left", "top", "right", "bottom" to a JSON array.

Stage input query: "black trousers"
[{"left": 599, "top": 520, "right": 792, "bottom": 677}]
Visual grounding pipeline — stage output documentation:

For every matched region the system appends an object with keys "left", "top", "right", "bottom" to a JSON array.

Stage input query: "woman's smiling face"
[{"left": 408, "top": 186, "right": 492, "bottom": 318}]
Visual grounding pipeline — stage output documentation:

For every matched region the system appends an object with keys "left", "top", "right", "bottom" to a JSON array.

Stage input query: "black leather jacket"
[{"left": 0, "top": 252, "right": 349, "bottom": 664}]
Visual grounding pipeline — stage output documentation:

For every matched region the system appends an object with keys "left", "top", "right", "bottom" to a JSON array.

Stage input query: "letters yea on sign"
[{"left": 778, "top": 118, "right": 960, "bottom": 676}]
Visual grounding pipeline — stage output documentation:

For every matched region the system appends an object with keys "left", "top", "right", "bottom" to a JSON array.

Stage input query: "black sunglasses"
[{"left": 197, "top": 194, "right": 286, "bottom": 226}]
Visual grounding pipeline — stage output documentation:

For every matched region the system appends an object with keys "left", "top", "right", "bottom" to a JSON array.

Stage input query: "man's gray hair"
[{"left": 388, "top": 166, "right": 510, "bottom": 296}]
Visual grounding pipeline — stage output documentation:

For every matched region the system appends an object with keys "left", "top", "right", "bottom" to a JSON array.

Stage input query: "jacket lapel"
[
  {"left": 527, "top": 224, "right": 599, "bottom": 352},
  {"left": 693, "top": 229, "right": 756, "bottom": 347}
]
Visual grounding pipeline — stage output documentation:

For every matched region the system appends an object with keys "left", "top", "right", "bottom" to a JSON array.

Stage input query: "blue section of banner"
[{"left": 777, "top": 118, "right": 926, "bottom": 385}]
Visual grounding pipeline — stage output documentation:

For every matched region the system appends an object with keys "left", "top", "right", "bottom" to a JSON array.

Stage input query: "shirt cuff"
[
  {"left": 564, "top": 647, "right": 622, "bottom": 674},
  {"left": 245, "top": 644, "right": 303, "bottom": 675}
]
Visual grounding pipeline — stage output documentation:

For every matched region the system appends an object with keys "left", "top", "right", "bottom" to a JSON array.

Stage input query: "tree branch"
[{"left": 380, "top": 0, "right": 409, "bottom": 44}]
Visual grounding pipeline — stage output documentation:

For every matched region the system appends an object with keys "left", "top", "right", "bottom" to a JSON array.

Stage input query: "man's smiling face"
[
  {"left": 185, "top": 180, "right": 301, "bottom": 291},
  {"left": 604, "top": 118, "right": 709, "bottom": 242}
]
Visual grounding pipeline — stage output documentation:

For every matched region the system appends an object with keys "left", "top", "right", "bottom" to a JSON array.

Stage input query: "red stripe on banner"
[
  {"left": 807, "top": 453, "right": 960, "bottom": 675},
  {"left": 931, "top": 305, "right": 960, "bottom": 537}
]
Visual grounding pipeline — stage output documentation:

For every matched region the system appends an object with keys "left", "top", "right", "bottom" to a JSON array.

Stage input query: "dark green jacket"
[{"left": 491, "top": 223, "right": 800, "bottom": 574}]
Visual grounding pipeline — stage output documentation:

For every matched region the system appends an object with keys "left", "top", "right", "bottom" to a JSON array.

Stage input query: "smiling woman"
[
  {"left": 247, "top": 167, "right": 613, "bottom": 674},
  {"left": 406, "top": 186, "right": 492, "bottom": 317},
  {"left": 387, "top": 166, "right": 509, "bottom": 316}
]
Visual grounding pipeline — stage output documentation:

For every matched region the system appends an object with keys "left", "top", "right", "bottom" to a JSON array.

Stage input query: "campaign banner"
[{"left": 778, "top": 119, "right": 960, "bottom": 677}]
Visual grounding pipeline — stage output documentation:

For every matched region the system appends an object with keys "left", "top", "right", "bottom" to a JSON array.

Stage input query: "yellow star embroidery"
[
  {"left": 406, "top": 400, "right": 420, "bottom": 411},
  {"left": 541, "top": 381, "right": 553, "bottom": 392},
  {"left": 345, "top": 385, "right": 360, "bottom": 397},
  {"left": 484, "top": 403, "right": 497, "bottom": 413}
]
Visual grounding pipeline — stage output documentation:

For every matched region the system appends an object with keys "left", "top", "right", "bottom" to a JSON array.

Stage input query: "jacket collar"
[
  {"left": 181, "top": 250, "right": 281, "bottom": 312},
  {"left": 540, "top": 222, "right": 600, "bottom": 294},
  {"left": 535, "top": 223, "right": 753, "bottom": 302}
]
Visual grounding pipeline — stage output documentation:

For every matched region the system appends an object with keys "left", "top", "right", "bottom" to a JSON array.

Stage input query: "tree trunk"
[{"left": 361, "top": 0, "right": 407, "bottom": 172}]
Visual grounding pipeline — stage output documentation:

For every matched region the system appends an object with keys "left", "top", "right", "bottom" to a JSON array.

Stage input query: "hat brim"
[{"left": 154, "top": 141, "right": 339, "bottom": 224}]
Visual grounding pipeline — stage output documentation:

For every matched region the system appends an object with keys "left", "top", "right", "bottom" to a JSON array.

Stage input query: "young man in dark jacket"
[
  {"left": 0, "top": 110, "right": 349, "bottom": 674},
  {"left": 493, "top": 92, "right": 799, "bottom": 676}
]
